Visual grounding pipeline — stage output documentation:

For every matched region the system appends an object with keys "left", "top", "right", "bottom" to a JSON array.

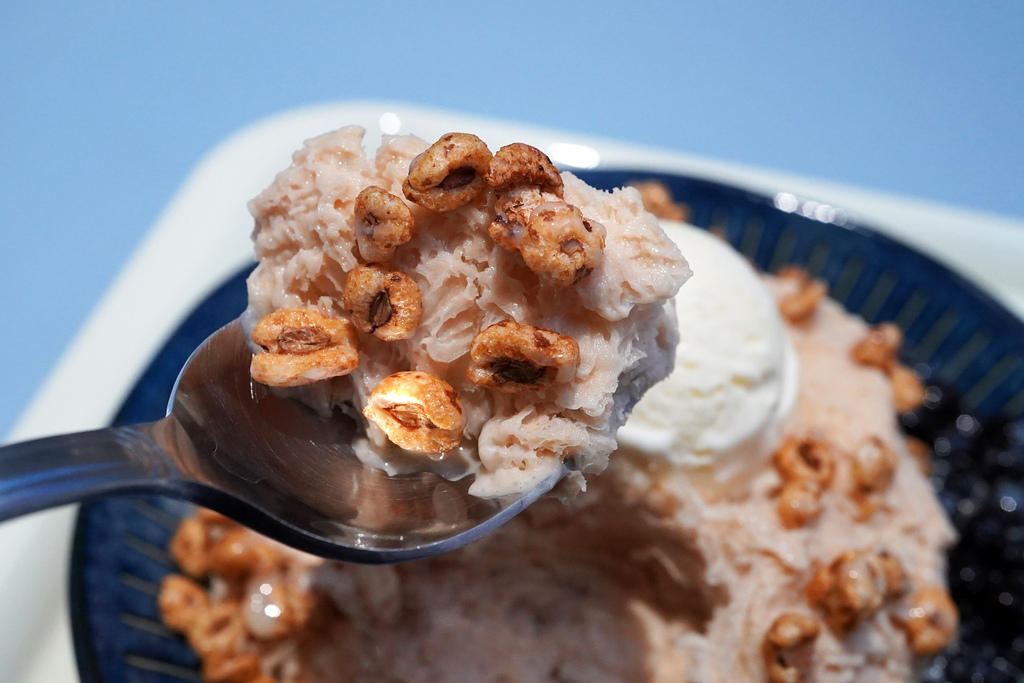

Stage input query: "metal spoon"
[{"left": 0, "top": 320, "right": 564, "bottom": 563}]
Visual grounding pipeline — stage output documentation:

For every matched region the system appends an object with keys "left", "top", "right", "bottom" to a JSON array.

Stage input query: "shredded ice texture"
[
  {"left": 166, "top": 192, "right": 957, "bottom": 680},
  {"left": 299, "top": 292, "right": 955, "bottom": 683},
  {"left": 245, "top": 126, "right": 690, "bottom": 497}
]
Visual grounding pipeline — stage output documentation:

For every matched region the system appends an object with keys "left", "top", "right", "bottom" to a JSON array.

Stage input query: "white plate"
[{"left": 4, "top": 100, "right": 1024, "bottom": 683}]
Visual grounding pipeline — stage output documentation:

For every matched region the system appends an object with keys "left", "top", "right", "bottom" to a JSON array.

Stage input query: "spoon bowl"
[{"left": 0, "top": 319, "right": 563, "bottom": 563}]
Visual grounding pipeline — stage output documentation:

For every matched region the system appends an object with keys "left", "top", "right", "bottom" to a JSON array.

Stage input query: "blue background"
[{"left": 1, "top": 1, "right": 1023, "bottom": 439}]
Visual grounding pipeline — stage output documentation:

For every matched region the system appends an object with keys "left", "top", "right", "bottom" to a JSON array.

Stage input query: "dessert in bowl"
[
  {"left": 240, "top": 128, "right": 689, "bottom": 499},
  {"left": 70, "top": 133, "right": 1024, "bottom": 682}
]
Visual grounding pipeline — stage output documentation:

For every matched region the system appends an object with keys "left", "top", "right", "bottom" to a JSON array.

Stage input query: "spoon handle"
[{"left": 0, "top": 422, "right": 176, "bottom": 522}]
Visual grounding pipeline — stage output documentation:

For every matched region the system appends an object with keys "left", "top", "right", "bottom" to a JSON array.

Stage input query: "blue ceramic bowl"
[{"left": 70, "top": 171, "right": 1024, "bottom": 682}]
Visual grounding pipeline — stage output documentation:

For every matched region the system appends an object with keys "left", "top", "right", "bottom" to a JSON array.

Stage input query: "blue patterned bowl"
[{"left": 70, "top": 171, "right": 1024, "bottom": 682}]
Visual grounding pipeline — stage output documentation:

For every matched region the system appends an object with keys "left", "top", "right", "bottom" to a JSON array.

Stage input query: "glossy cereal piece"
[
  {"left": 158, "top": 574, "right": 210, "bottom": 633},
  {"left": 342, "top": 264, "right": 422, "bottom": 341},
  {"left": 773, "top": 436, "right": 836, "bottom": 488},
  {"left": 762, "top": 612, "right": 820, "bottom": 683},
  {"left": 403, "top": 133, "right": 492, "bottom": 212},
  {"left": 484, "top": 142, "right": 563, "bottom": 196},
  {"left": 250, "top": 309, "right": 359, "bottom": 387},
  {"left": 354, "top": 185, "right": 415, "bottom": 262},
  {"left": 466, "top": 321, "right": 580, "bottom": 393},
  {"left": 364, "top": 371, "right": 466, "bottom": 453}
]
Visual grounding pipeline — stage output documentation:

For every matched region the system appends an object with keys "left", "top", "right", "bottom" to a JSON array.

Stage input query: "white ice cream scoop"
[{"left": 616, "top": 222, "right": 798, "bottom": 494}]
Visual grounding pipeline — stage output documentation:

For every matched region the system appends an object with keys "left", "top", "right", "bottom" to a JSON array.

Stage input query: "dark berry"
[
  {"left": 949, "top": 548, "right": 989, "bottom": 599},
  {"left": 898, "top": 379, "right": 1024, "bottom": 678},
  {"left": 944, "top": 655, "right": 984, "bottom": 682},
  {"left": 920, "top": 658, "right": 945, "bottom": 682},
  {"left": 901, "top": 379, "right": 962, "bottom": 440},
  {"left": 943, "top": 627, "right": 1001, "bottom": 682},
  {"left": 1008, "top": 635, "right": 1024, "bottom": 667},
  {"left": 982, "top": 443, "right": 1024, "bottom": 483},
  {"left": 986, "top": 570, "right": 1024, "bottom": 627},
  {"left": 1004, "top": 415, "right": 1024, "bottom": 447},
  {"left": 933, "top": 427, "right": 977, "bottom": 473},
  {"left": 969, "top": 481, "right": 1024, "bottom": 559},
  {"left": 976, "top": 414, "right": 1010, "bottom": 450},
  {"left": 983, "top": 658, "right": 1024, "bottom": 683},
  {"left": 930, "top": 455, "right": 952, "bottom": 481},
  {"left": 937, "top": 475, "right": 989, "bottom": 533}
]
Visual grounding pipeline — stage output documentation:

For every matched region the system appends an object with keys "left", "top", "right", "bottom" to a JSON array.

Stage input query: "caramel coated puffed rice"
[
  {"left": 207, "top": 527, "right": 284, "bottom": 581},
  {"left": 158, "top": 574, "right": 210, "bottom": 633},
  {"left": 250, "top": 309, "right": 359, "bottom": 387},
  {"left": 186, "top": 600, "right": 248, "bottom": 659},
  {"left": 523, "top": 201, "right": 606, "bottom": 287},
  {"left": 244, "top": 580, "right": 315, "bottom": 641},
  {"left": 898, "top": 586, "right": 958, "bottom": 655},
  {"left": 890, "top": 363, "right": 926, "bottom": 412},
  {"left": 773, "top": 436, "right": 836, "bottom": 488},
  {"left": 363, "top": 371, "right": 466, "bottom": 453},
  {"left": 777, "top": 479, "right": 825, "bottom": 529},
  {"left": 403, "top": 132, "right": 492, "bottom": 212},
  {"left": 485, "top": 142, "right": 564, "bottom": 195},
  {"left": 852, "top": 436, "right": 898, "bottom": 496},
  {"left": 158, "top": 506, "right": 325, "bottom": 682},
  {"left": 777, "top": 269, "right": 828, "bottom": 324},
  {"left": 485, "top": 142, "right": 605, "bottom": 287},
  {"left": 849, "top": 322, "right": 926, "bottom": 413},
  {"left": 762, "top": 612, "right": 820, "bottom": 683},
  {"left": 904, "top": 435, "right": 932, "bottom": 475},
  {"left": 629, "top": 180, "right": 690, "bottom": 222},
  {"left": 169, "top": 515, "right": 212, "bottom": 578},
  {"left": 354, "top": 185, "right": 415, "bottom": 263},
  {"left": 489, "top": 185, "right": 546, "bottom": 248},
  {"left": 491, "top": 193, "right": 606, "bottom": 287},
  {"left": 850, "top": 323, "right": 902, "bottom": 371},
  {"left": 850, "top": 436, "right": 899, "bottom": 520},
  {"left": 805, "top": 550, "right": 906, "bottom": 633},
  {"left": 466, "top": 321, "right": 580, "bottom": 393},
  {"left": 342, "top": 263, "right": 423, "bottom": 341},
  {"left": 201, "top": 651, "right": 262, "bottom": 683},
  {"left": 772, "top": 436, "right": 837, "bottom": 528}
]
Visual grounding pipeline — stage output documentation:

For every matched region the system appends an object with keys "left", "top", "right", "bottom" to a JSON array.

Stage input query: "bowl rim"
[{"left": 68, "top": 167, "right": 1024, "bottom": 683}]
